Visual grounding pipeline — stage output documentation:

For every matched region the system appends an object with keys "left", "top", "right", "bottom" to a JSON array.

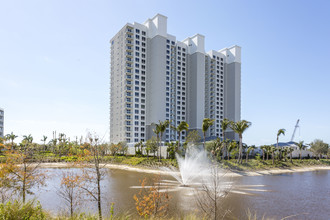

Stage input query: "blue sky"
[{"left": 0, "top": 0, "right": 329, "bottom": 145}]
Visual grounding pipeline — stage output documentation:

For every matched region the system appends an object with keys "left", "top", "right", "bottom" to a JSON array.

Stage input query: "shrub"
[
  {"left": 0, "top": 200, "right": 48, "bottom": 220},
  {"left": 60, "top": 156, "right": 78, "bottom": 162}
]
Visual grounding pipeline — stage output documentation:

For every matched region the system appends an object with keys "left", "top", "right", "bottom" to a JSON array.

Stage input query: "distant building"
[
  {"left": 110, "top": 14, "right": 241, "bottom": 144},
  {"left": 0, "top": 108, "right": 4, "bottom": 138},
  {"left": 260, "top": 141, "right": 314, "bottom": 158}
]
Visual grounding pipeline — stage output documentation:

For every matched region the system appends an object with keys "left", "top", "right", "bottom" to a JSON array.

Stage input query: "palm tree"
[
  {"left": 227, "top": 141, "right": 237, "bottom": 160},
  {"left": 295, "top": 141, "right": 305, "bottom": 160},
  {"left": 210, "top": 137, "right": 222, "bottom": 160},
  {"left": 220, "top": 118, "right": 230, "bottom": 159},
  {"left": 58, "top": 133, "right": 66, "bottom": 143},
  {"left": 282, "top": 147, "right": 289, "bottom": 161},
  {"left": 175, "top": 121, "right": 189, "bottom": 152},
  {"left": 202, "top": 118, "right": 215, "bottom": 149},
  {"left": 153, "top": 120, "right": 170, "bottom": 161},
  {"left": 276, "top": 129, "right": 286, "bottom": 160},
  {"left": 23, "top": 134, "right": 33, "bottom": 144},
  {"left": 22, "top": 134, "right": 33, "bottom": 152},
  {"left": 152, "top": 124, "right": 161, "bottom": 160},
  {"left": 230, "top": 120, "right": 252, "bottom": 163},
  {"left": 260, "top": 145, "right": 266, "bottom": 161},
  {"left": 287, "top": 147, "right": 294, "bottom": 163},
  {"left": 159, "top": 120, "right": 170, "bottom": 160},
  {"left": 246, "top": 145, "right": 256, "bottom": 163},
  {"left": 265, "top": 145, "right": 271, "bottom": 160},
  {"left": 271, "top": 146, "right": 276, "bottom": 165},
  {"left": 41, "top": 135, "right": 48, "bottom": 151},
  {"left": 6, "top": 132, "right": 18, "bottom": 149},
  {"left": 223, "top": 139, "right": 230, "bottom": 160},
  {"left": 220, "top": 118, "right": 230, "bottom": 141}
]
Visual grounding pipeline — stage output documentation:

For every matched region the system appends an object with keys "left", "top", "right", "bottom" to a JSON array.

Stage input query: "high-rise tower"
[{"left": 110, "top": 14, "right": 241, "bottom": 143}]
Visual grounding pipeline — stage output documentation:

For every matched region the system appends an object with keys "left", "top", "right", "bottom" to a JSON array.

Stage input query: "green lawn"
[{"left": 220, "top": 159, "right": 330, "bottom": 171}]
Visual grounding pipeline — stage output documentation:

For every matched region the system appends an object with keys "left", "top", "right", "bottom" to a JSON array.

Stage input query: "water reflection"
[{"left": 31, "top": 168, "right": 330, "bottom": 220}]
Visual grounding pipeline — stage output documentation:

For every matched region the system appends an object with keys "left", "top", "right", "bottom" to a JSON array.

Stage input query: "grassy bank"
[
  {"left": 220, "top": 159, "right": 330, "bottom": 171},
  {"left": 2, "top": 153, "right": 330, "bottom": 173},
  {"left": 0, "top": 154, "right": 178, "bottom": 168}
]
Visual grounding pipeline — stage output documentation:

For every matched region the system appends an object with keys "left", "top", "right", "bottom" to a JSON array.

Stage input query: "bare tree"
[
  {"left": 57, "top": 170, "right": 83, "bottom": 218},
  {"left": 195, "top": 165, "right": 231, "bottom": 220},
  {"left": 79, "top": 133, "right": 107, "bottom": 220}
]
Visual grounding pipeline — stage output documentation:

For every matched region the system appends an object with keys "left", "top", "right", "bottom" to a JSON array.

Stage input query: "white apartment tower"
[{"left": 110, "top": 14, "right": 241, "bottom": 144}]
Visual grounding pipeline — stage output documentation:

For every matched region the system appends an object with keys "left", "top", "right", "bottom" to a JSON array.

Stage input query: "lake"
[{"left": 31, "top": 168, "right": 330, "bottom": 219}]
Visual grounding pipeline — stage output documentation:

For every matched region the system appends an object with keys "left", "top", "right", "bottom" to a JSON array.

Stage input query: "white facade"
[
  {"left": 0, "top": 108, "right": 4, "bottom": 138},
  {"left": 110, "top": 14, "right": 241, "bottom": 144}
]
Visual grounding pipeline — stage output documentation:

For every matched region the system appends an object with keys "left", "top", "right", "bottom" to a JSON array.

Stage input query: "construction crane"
[{"left": 290, "top": 119, "right": 300, "bottom": 142}]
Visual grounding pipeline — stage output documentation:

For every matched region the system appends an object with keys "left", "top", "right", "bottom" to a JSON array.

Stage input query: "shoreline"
[{"left": 38, "top": 162, "right": 330, "bottom": 177}]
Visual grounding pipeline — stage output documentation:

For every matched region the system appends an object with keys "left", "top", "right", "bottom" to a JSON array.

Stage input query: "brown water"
[{"left": 32, "top": 168, "right": 330, "bottom": 220}]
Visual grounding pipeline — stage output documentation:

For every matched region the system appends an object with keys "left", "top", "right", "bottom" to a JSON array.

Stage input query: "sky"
[{"left": 0, "top": 0, "right": 329, "bottom": 145}]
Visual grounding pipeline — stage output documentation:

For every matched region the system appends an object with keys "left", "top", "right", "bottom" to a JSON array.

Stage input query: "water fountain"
[
  {"left": 131, "top": 144, "right": 268, "bottom": 197},
  {"left": 162, "top": 144, "right": 212, "bottom": 187}
]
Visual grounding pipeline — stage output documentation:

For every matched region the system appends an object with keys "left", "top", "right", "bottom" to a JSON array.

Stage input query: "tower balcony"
[
  {"left": 126, "top": 46, "right": 133, "bottom": 52},
  {"left": 126, "top": 63, "right": 133, "bottom": 69},
  {"left": 126, "top": 34, "right": 133, "bottom": 40}
]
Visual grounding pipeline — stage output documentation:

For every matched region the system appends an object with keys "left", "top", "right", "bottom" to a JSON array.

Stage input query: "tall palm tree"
[
  {"left": 153, "top": 120, "right": 170, "bottom": 161},
  {"left": 202, "top": 118, "right": 214, "bottom": 149},
  {"left": 220, "top": 118, "right": 230, "bottom": 159},
  {"left": 175, "top": 121, "right": 189, "bottom": 152},
  {"left": 295, "top": 141, "right": 305, "bottom": 160},
  {"left": 152, "top": 124, "right": 161, "bottom": 160},
  {"left": 220, "top": 118, "right": 230, "bottom": 141},
  {"left": 230, "top": 120, "right": 251, "bottom": 163},
  {"left": 276, "top": 129, "right": 286, "bottom": 160}
]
